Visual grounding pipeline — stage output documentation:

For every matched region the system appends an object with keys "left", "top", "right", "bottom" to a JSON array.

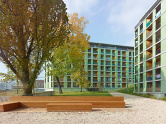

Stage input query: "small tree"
[
  {"left": 0, "top": 0, "right": 69, "bottom": 95},
  {"left": 49, "top": 13, "right": 90, "bottom": 94}
]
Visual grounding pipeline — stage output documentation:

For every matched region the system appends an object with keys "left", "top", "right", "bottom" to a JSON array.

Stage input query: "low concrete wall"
[
  {"left": 33, "top": 91, "right": 55, "bottom": 96},
  {"left": 0, "top": 96, "right": 10, "bottom": 102}
]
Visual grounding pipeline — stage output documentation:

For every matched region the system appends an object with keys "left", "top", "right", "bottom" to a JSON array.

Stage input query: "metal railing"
[
  {"left": 155, "top": 10, "right": 161, "bottom": 19},
  {"left": 147, "top": 42, "right": 152, "bottom": 48},
  {"left": 146, "top": 19, "right": 153, "bottom": 27},
  {"left": 156, "top": 49, "right": 161, "bottom": 55},
  {"left": 146, "top": 76, "right": 152, "bottom": 81},
  {"left": 147, "top": 30, "right": 153, "bottom": 38}
]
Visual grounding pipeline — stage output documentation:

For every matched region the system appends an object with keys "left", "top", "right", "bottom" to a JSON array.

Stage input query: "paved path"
[{"left": 0, "top": 92, "right": 166, "bottom": 124}]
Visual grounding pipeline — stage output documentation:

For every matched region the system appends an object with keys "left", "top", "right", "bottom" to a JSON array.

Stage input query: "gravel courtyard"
[{"left": 0, "top": 92, "right": 166, "bottom": 124}]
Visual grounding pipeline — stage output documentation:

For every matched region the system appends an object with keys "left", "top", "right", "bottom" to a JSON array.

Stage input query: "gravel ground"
[{"left": 0, "top": 92, "right": 166, "bottom": 124}]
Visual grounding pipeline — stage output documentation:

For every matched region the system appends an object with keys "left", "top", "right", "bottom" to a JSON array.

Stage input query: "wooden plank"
[
  {"left": 10, "top": 96, "right": 124, "bottom": 102},
  {"left": 0, "top": 102, "right": 20, "bottom": 112},
  {"left": 47, "top": 103, "right": 92, "bottom": 112},
  {"left": 20, "top": 101, "right": 125, "bottom": 108}
]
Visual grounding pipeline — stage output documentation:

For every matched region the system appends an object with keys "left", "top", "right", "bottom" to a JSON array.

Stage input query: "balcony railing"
[
  {"left": 135, "top": 61, "right": 138, "bottom": 65},
  {"left": 93, "top": 80, "right": 98, "bottom": 82},
  {"left": 155, "top": 10, "right": 161, "bottom": 19},
  {"left": 93, "top": 51, "right": 98, "bottom": 53},
  {"left": 156, "top": 23, "right": 161, "bottom": 30},
  {"left": 147, "top": 53, "right": 152, "bottom": 59},
  {"left": 106, "top": 52, "right": 110, "bottom": 54},
  {"left": 112, "top": 64, "right": 115, "bottom": 66},
  {"left": 101, "top": 51, "right": 104, "bottom": 54},
  {"left": 146, "top": 19, "right": 153, "bottom": 27},
  {"left": 147, "top": 30, "right": 153, "bottom": 38},
  {"left": 140, "top": 38, "right": 143, "bottom": 43},
  {"left": 135, "top": 41, "right": 138, "bottom": 47},
  {"left": 88, "top": 68, "right": 91, "bottom": 70},
  {"left": 112, "top": 53, "right": 115, "bottom": 55},
  {"left": 135, "top": 32, "right": 138, "bottom": 38},
  {"left": 140, "top": 67, "right": 143, "bottom": 72},
  {"left": 147, "top": 65, "right": 152, "bottom": 70},
  {"left": 156, "top": 49, "right": 161, "bottom": 55},
  {"left": 140, "top": 49, "right": 143, "bottom": 53},
  {"left": 122, "top": 64, "right": 126, "bottom": 66},
  {"left": 147, "top": 88, "right": 152, "bottom": 92},
  {"left": 147, "top": 42, "right": 152, "bottom": 48},
  {"left": 155, "top": 88, "right": 161, "bottom": 92},
  {"left": 106, "top": 63, "right": 110, "bottom": 65},
  {"left": 88, "top": 62, "right": 91, "bottom": 64},
  {"left": 101, "top": 63, "right": 104, "bottom": 65},
  {"left": 140, "top": 28, "right": 143, "bottom": 34},
  {"left": 106, "top": 69, "right": 111, "bottom": 71},
  {"left": 106, "top": 80, "right": 110, "bottom": 82},
  {"left": 112, "top": 69, "right": 115, "bottom": 71},
  {"left": 155, "top": 74, "right": 161, "bottom": 80},
  {"left": 93, "top": 62, "right": 98, "bottom": 64},
  {"left": 135, "top": 51, "right": 138, "bottom": 56},
  {"left": 156, "top": 37, "right": 161, "bottom": 42},
  {"left": 140, "top": 58, "right": 143, "bottom": 62},
  {"left": 146, "top": 76, "right": 152, "bottom": 81},
  {"left": 122, "top": 75, "right": 126, "bottom": 77},
  {"left": 122, "top": 59, "right": 126, "bottom": 61}
]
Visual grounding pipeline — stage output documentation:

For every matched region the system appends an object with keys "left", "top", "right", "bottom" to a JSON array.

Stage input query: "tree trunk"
[
  {"left": 23, "top": 83, "right": 33, "bottom": 96},
  {"left": 56, "top": 76, "right": 63, "bottom": 94},
  {"left": 80, "top": 86, "right": 82, "bottom": 92}
]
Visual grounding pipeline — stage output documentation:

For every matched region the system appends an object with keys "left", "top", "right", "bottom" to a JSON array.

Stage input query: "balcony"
[
  {"left": 156, "top": 37, "right": 161, "bottom": 42},
  {"left": 146, "top": 19, "right": 153, "bottom": 27},
  {"left": 106, "top": 58, "right": 111, "bottom": 60},
  {"left": 101, "top": 63, "right": 104, "bottom": 65},
  {"left": 106, "top": 80, "right": 110, "bottom": 82},
  {"left": 156, "top": 23, "right": 161, "bottom": 30},
  {"left": 101, "top": 51, "right": 104, "bottom": 54},
  {"left": 112, "top": 53, "right": 115, "bottom": 55},
  {"left": 147, "top": 30, "right": 152, "bottom": 38},
  {"left": 122, "top": 59, "right": 126, "bottom": 61},
  {"left": 112, "top": 64, "right": 115, "bottom": 66},
  {"left": 146, "top": 76, "right": 152, "bottom": 81},
  {"left": 140, "top": 28, "right": 143, "bottom": 34},
  {"left": 140, "top": 67, "right": 143, "bottom": 72},
  {"left": 140, "top": 58, "right": 143, "bottom": 62},
  {"left": 156, "top": 49, "right": 161, "bottom": 55},
  {"left": 147, "top": 65, "right": 152, "bottom": 70},
  {"left": 106, "top": 63, "right": 110, "bottom": 65},
  {"left": 135, "top": 41, "right": 138, "bottom": 47},
  {"left": 147, "top": 88, "right": 152, "bottom": 92},
  {"left": 135, "top": 51, "right": 138, "bottom": 56},
  {"left": 155, "top": 10, "right": 161, "bottom": 19},
  {"left": 135, "top": 61, "right": 138, "bottom": 65},
  {"left": 155, "top": 74, "right": 161, "bottom": 80},
  {"left": 106, "top": 69, "right": 111, "bottom": 71},
  {"left": 93, "top": 79, "right": 98, "bottom": 82},
  {"left": 147, "top": 42, "right": 152, "bottom": 48},
  {"left": 106, "top": 52, "right": 110, "bottom": 54},
  {"left": 140, "top": 38, "right": 143, "bottom": 44},
  {"left": 112, "top": 69, "right": 115, "bottom": 71},
  {"left": 93, "top": 62, "right": 98, "bottom": 64},
  {"left": 147, "top": 53, "right": 152, "bottom": 59},
  {"left": 140, "top": 49, "right": 143, "bottom": 53},
  {"left": 135, "top": 33, "right": 138, "bottom": 38},
  {"left": 93, "top": 67, "right": 98, "bottom": 70},
  {"left": 88, "top": 62, "right": 91, "bottom": 64},
  {"left": 122, "top": 75, "right": 126, "bottom": 77},
  {"left": 156, "top": 88, "right": 161, "bottom": 92},
  {"left": 93, "top": 51, "right": 98, "bottom": 53},
  {"left": 118, "top": 59, "right": 121, "bottom": 61},
  {"left": 122, "top": 64, "right": 126, "bottom": 66}
]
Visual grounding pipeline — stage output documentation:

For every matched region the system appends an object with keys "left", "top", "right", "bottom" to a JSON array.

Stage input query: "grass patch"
[
  {"left": 54, "top": 91, "right": 112, "bottom": 96},
  {"left": 117, "top": 84, "right": 157, "bottom": 99}
]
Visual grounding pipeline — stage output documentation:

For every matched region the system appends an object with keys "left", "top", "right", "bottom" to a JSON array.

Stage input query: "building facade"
[
  {"left": 44, "top": 42, "right": 134, "bottom": 91},
  {"left": 134, "top": 0, "right": 166, "bottom": 97}
]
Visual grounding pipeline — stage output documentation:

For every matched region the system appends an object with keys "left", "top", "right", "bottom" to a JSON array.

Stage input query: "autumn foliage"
[{"left": 0, "top": 0, "right": 68, "bottom": 95}]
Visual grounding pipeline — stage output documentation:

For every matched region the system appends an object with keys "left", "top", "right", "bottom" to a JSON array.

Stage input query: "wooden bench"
[
  {"left": 0, "top": 102, "right": 20, "bottom": 112},
  {"left": 18, "top": 101, "right": 125, "bottom": 108},
  {"left": 10, "top": 96, "right": 125, "bottom": 108},
  {"left": 47, "top": 103, "right": 92, "bottom": 112}
]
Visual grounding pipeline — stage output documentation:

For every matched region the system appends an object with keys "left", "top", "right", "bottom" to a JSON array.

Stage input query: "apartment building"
[
  {"left": 134, "top": 0, "right": 166, "bottom": 97},
  {"left": 44, "top": 42, "right": 134, "bottom": 91}
]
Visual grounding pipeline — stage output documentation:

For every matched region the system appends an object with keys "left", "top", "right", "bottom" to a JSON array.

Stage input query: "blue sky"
[{"left": 0, "top": 0, "right": 156, "bottom": 78}]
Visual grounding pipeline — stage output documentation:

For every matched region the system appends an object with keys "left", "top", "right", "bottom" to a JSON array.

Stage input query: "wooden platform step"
[
  {"left": 47, "top": 103, "right": 92, "bottom": 112},
  {"left": 0, "top": 102, "right": 20, "bottom": 112}
]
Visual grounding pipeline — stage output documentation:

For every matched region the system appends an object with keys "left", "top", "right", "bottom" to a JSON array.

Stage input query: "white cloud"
[
  {"left": 63, "top": 0, "right": 99, "bottom": 15},
  {"left": 107, "top": 0, "right": 156, "bottom": 34}
]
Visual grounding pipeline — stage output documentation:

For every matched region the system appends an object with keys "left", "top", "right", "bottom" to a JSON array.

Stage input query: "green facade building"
[
  {"left": 134, "top": 0, "right": 166, "bottom": 97},
  {"left": 44, "top": 42, "right": 134, "bottom": 91}
]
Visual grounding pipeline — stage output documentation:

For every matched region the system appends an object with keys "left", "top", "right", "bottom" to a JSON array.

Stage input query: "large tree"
[
  {"left": 49, "top": 13, "right": 90, "bottom": 94},
  {"left": 0, "top": 0, "right": 69, "bottom": 95}
]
